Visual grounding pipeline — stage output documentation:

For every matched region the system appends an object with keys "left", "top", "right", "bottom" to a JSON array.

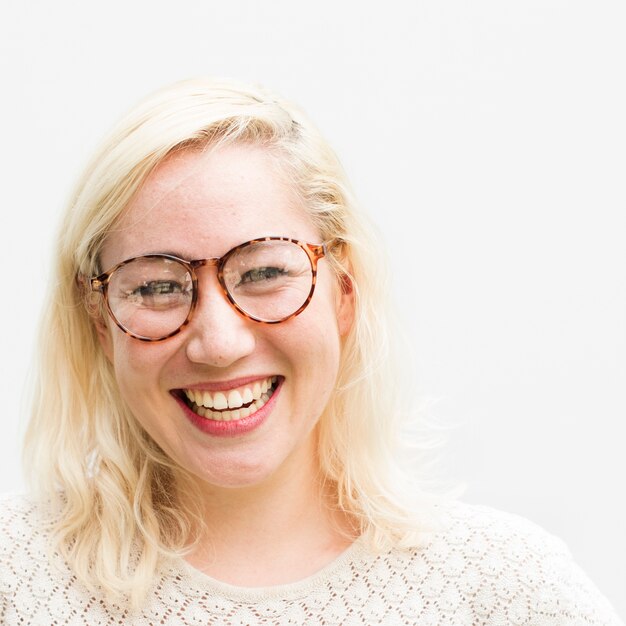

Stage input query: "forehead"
[{"left": 101, "top": 144, "right": 317, "bottom": 266}]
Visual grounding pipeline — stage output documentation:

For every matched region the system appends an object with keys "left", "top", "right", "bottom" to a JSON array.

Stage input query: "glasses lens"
[
  {"left": 107, "top": 257, "right": 193, "bottom": 339},
  {"left": 222, "top": 240, "right": 314, "bottom": 322}
]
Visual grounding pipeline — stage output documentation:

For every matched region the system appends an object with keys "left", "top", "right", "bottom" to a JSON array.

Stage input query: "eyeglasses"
[{"left": 90, "top": 236, "right": 328, "bottom": 342}]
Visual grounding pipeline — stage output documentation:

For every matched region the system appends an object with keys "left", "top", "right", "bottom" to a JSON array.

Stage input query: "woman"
[{"left": 1, "top": 78, "right": 621, "bottom": 624}]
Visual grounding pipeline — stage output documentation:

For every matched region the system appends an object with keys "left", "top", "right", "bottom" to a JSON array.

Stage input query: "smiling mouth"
[{"left": 180, "top": 376, "right": 279, "bottom": 422}]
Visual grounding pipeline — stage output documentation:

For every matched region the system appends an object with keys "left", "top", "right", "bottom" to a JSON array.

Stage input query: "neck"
[{"left": 179, "top": 438, "right": 358, "bottom": 586}]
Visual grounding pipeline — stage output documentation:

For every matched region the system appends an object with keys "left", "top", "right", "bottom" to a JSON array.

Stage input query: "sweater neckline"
[{"left": 169, "top": 534, "right": 368, "bottom": 602}]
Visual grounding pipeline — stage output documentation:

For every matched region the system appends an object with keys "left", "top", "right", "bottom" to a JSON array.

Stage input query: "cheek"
[
  {"left": 109, "top": 329, "right": 174, "bottom": 377},
  {"left": 278, "top": 291, "right": 343, "bottom": 392},
  {"left": 108, "top": 337, "right": 172, "bottom": 425}
]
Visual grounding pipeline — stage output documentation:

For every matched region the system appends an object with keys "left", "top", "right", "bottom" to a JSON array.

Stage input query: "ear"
[
  {"left": 77, "top": 274, "right": 115, "bottom": 363},
  {"left": 336, "top": 273, "right": 355, "bottom": 337},
  {"left": 93, "top": 315, "right": 114, "bottom": 363}
]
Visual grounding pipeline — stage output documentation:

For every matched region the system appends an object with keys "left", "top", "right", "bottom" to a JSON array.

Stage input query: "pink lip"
[
  {"left": 181, "top": 375, "right": 276, "bottom": 393},
  {"left": 173, "top": 378, "right": 282, "bottom": 437}
]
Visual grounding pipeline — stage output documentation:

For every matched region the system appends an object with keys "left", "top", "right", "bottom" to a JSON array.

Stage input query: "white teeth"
[
  {"left": 204, "top": 393, "right": 270, "bottom": 422},
  {"left": 185, "top": 376, "right": 278, "bottom": 421},
  {"left": 186, "top": 377, "right": 276, "bottom": 408},
  {"left": 213, "top": 392, "right": 228, "bottom": 410},
  {"left": 227, "top": 389, "right": 243, "bottom": 409},
  {"left": 202, "top": 391, "right": 213, "bottom": 409}
]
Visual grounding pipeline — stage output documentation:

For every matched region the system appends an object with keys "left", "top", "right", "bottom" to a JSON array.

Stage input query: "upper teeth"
[{"left": 184, "top": 376, "right": 276, "bottom": 410}]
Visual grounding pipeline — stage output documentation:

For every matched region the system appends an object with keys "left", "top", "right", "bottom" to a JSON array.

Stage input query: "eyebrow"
[{"left": 140, "top": 251, "right": 192, "bottom": 260}]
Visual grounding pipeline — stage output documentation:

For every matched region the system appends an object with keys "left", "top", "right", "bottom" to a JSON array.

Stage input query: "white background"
[{"left": 1, "top": 0, "right": 624, "bottom": 617}]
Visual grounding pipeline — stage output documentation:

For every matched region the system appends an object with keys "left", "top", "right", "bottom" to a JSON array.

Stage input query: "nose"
[{"left": 184, "top": 269, "right": 256, "bottom": 368}]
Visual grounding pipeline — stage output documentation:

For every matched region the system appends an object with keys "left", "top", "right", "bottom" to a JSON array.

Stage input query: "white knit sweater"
[{"left": 0, "top": 494, "right": 622, "bottom": 625}]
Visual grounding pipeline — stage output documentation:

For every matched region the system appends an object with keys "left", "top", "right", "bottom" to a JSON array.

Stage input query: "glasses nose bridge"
[
  {"left": 187, "top": 256, "right": 224, "bottom": 286},
  {"left": 187, "top": 256, "right": 231, "bottom": 311},
  {"left": 189, "top": 256, "right": 221, "bottom": 271},
  {"left": 183, "top": 256, "right": 248, "bottom": 338}
]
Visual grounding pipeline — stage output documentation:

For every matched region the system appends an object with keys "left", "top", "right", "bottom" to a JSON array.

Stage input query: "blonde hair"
[{"left": 23, "top": 78, "right": 439, "bottom": 606}]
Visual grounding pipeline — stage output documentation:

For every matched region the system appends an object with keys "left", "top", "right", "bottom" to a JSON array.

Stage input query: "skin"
[{"left": 96, "top": 143, "right": 356, "bottom": 585}]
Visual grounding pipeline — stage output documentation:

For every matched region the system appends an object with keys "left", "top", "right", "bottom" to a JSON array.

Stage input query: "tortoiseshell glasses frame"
[{"left": 89, "top": 236, "right": 328, "bottom": 342}]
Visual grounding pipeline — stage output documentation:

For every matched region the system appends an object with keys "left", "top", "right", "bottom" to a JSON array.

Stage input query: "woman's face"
[{"left": 96, "top": 144, "right": 353, "bottom": 491}]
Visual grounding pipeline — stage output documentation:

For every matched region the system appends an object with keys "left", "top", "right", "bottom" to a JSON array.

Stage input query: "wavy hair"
[{"left": 23, "top": 78, "right": 440, "bottom": 606}]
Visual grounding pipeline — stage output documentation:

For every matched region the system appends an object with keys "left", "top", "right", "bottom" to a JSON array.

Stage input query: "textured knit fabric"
[{"left": 0, "top": 494, "right": 622, "bottom": 625}]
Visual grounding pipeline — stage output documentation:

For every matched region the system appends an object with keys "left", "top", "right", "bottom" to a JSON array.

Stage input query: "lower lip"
[{"left": 174, "top": 379, "right": 282, "bottom": 437}]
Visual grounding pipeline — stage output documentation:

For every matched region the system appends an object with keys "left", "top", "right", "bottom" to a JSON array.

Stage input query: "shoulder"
[
  {"left": 0, "top": 492, "right": 57, "bottom": 578},
  {"left": 392, "top": 500, "right": 622, "bottom": 625},
  {"left": 0, "top": 493, "right": 81, "bottom": 622},
  {"left": 0, "top": 491, "right": 47, "bottom": 517},
  {"left": 0, "top": 491, "right": 54, "bottom": 541},
  {"left": 0, "top": 492, "right": 50, "bottom": 550},
  {"left": 433, "top": 499, "right": 570, "bottom": 560}
]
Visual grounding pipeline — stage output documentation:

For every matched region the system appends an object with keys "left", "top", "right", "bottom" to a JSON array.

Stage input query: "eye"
[
  {"left": 238, "top": 266, "right": 288, "bottom": 284},
  {"left": 126, "top": 280, "right": 191, "bottom": 308},
  {"left": 133, "top": 280, "right": 184, "bottom": 296}
]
